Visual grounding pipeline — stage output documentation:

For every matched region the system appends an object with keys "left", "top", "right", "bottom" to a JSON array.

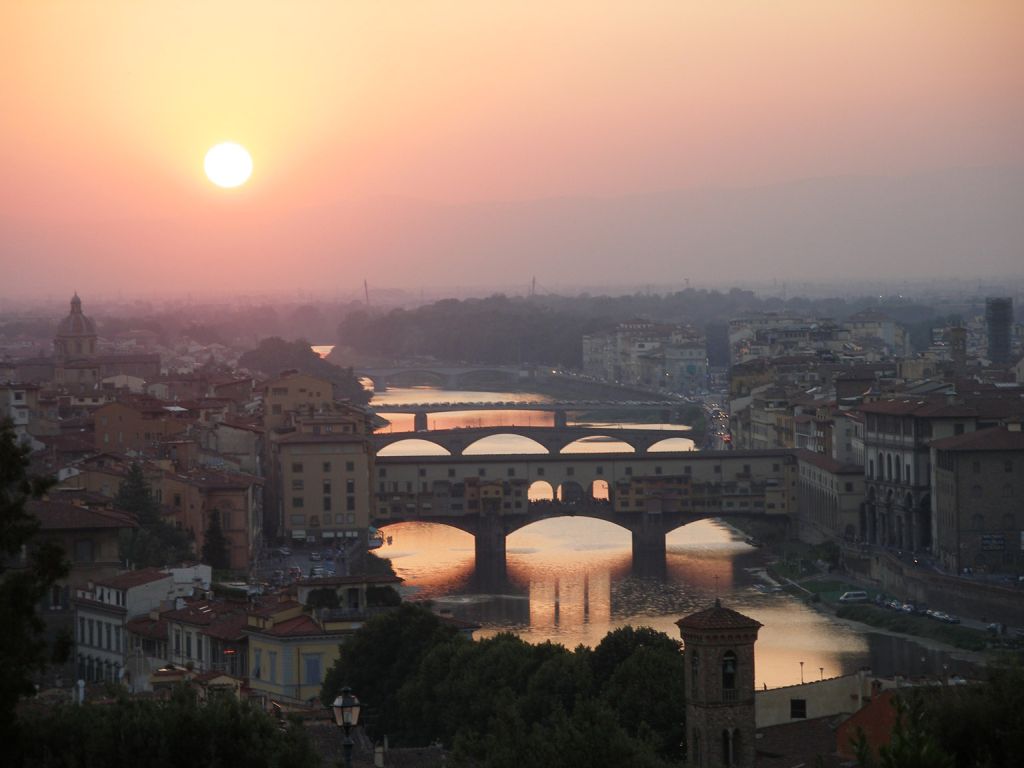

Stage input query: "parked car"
[
  {"left": 276, "top": 547, "right": 291, "bottom": 558},
  {"left": 838, "top": 590, "right": 868, "bottom": 604},
  {"left": 310, "top": 551, "right": 322, "bottom": 561},
  {"left": 310, "top": 566, "right": 326, "bottom": 579}
]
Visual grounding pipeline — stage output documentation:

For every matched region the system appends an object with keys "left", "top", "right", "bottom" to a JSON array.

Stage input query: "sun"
[{"left": 204, "top": 142, "right": 253, "bottom": 188}]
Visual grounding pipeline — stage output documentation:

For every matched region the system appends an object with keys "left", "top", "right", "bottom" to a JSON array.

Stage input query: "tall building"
[
  {"left": 985, "top": 297, "right": 1013, "bottom": 365},
  {"left": 678, "top": 600, "right": 762, "bottom": 768}
]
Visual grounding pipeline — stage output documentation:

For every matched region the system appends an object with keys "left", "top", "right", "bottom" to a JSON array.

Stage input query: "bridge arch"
[
  {"left": 373, "top": 517, "right": 478, "bottom": 537},
  {"left": 376, "top": 438, "right": 452, "bottom": 456},
  {"left": 528, "top": 480, "right": 555, "bottom": 501},
  {"left": 462, "top": 434, "right": 550, "bottom": 455},
  {"left": 559, "top": 435, "right": 636, "bottom": 454},
  {"left": 591, "top": 479, "right": 609, "bottom": 501},
  {"left": 648, "top": 436, "right": 696, "bottom": 453},
  {"left": 556, "top": 480, "right": 587, "bottom": 503}
]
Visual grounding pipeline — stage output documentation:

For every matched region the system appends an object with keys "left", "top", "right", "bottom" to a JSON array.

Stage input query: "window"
[
  {"left": 292, "top": 462, "right": 303, "bottom": 473},
  {"left": 347, "top": 496, "right": 356, "bottom": 511},
  {"left": 537, "top": 467, "right": 545, "bottom": 477},
  {"left": 954, "top": 423, "right": 965, "bottom": 436},
  {"left": 790, "top": 699, "right": 807, "bottom": 719},
  {"left": 507, "top": 468, "right": 515, "bottom": 477},
  {"left": 1005, "top": 460, "right": 1013, "bottom": 473},
  {"left": 292, "top": 479, "right": 304, "bottom": 491},
  {"left": 379, "top": 468, "right": 387, "bottom": 478},
  {"left": 323, "top": 461, "right": 331, "bottom": 473},
  {"left": 478, "top": 468, "right": 486, "bottom": 477},
  {"left": 79, "top": 617, "right": 85, "bottom": 643},
  {"left": 448, "top": 469, "right": 456, "bottom": 478},
  {"left": 197, "top": 636, "right": 203, "bottom": 661},
  {"left": 567, "top": 467, "right": 575, "bottom": 477},
  {"left": 292, "top": 497, "right": 304, "bottom": 508},
  {"left": 304, "top": 654, "right": 322, "bottom": 685},
  {"left": 290, "top": 514, "right": 306, "bottom": 525},
  {"left": 625, "top": 467, "right": 633, "bottom": 476},
  {"left": 254, "top": 648, "right": 262, "bottom": 679},
  {"left": 346, "top": 461, "right": 354, "bottom": 471},
  {"left": 722, "top": 651, "right": 736, "bottom": 691},
  {"left": 323, "top": 480, "right": 332, "bottom": 494},
  {"left": 845, "top": 482, "right": 854, "bottom": 492},
  {"left": 174, "top": 629, "right": 181, "bottom": 654},
  {"left": 185, "top": 632, "right": 192, "bottom": 658},
  {"left": 596, "top": 466, "right": 604, "bottom": 475},
  {"left": 106, "top": 624, "right": 112, "bottom": 650},
  {"left": 269, "top": 651, "right": 277, "bottom": 683},
  {"left": 323, "top": 496, "right": 332, "bottom": 511},
  {"left": 73, "top": 539, "right": 94, "bottom": 563}
]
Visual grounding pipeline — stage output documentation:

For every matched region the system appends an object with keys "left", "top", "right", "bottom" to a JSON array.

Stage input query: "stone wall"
[{"left": 843, "top": 546, "right": 1024, "bottom": 626}]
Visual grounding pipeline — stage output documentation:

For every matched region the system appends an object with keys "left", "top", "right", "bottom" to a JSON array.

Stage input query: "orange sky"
[{"left": 3, "top": 1, "right": 1023, "bottom": 295}]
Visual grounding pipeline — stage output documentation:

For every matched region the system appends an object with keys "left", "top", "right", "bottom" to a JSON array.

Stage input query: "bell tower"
[{"left": 677, "top": 599, "right": 761, "bottom": 768}]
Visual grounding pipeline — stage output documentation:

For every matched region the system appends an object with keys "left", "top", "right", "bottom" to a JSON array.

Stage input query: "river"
[{"left": 367, "top": 383, "right": 977, "bottom": 688}]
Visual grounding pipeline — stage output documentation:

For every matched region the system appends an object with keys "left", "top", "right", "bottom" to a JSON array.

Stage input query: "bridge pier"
[
  {"left": 630, "top": 513, "right": 668, "bottom": 573},
  {"left": 474, "top": 512, "right": 507, "bottom": 562},
  {"left": 413, "top": 411, "right": 429, "bottom": 432},
  {"left": 553, "top": 409, "right": 568, "bottom": 429}
]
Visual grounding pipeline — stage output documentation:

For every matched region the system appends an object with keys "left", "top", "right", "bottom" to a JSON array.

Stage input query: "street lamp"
[{"left": 332, "top": 687, "right": 361, "bottom": 768}]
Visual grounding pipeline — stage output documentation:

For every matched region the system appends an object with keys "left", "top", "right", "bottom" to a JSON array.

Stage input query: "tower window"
[{"left": 722, "top": 650, "right": 737, "bottom": 690}]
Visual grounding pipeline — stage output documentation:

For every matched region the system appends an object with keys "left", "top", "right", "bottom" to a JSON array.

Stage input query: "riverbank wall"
[{"left": 842, "top": 546, "right": 1024, "bottom": 627}]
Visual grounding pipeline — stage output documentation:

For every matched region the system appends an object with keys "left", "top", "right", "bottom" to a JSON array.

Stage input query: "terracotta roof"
[
  {"left": 256, "top": 614, "right": 329, "bottom": 637},
  {"left": 930, "top": 426, "right": 1024, "bottom": 452},
  {"left": 27, "top": 499, "right": 136, "bottom": 531},
  {"left": 95, "top": 567, "right": 171, "bottom": 590},
  {"left": 676, "top": 600, "right": 762, "bottom": 632},
  {"left": 248, "top": 599, "right": 302, "bottom": 618},
  {"left": 126, "top": 616, "right": 168, "bottom": 640},
  {"left": 203, "top": 613, "right": 249, "bottom": 642},
  {"left": 756, "top": 715, "right": 844, "bottom": 768}
]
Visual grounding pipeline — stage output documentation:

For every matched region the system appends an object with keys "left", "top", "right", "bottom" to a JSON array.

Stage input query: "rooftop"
[
  {"left": 676, "top": 599, "right": 762, "bottom": 632},
  {"left": 930, "top": 425, "right": 1024, "bottom": 453}
]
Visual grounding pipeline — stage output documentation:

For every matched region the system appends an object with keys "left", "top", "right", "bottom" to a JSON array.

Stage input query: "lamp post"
[
  {"left": 332, "top": 687, "right": 361, "bottom": 768},
  {"left": 799, "top": 661, "right": 804, "bottom": 684}
]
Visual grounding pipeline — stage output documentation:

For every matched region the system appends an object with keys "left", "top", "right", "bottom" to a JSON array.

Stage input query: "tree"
[
  {"left": 13, "top": 685, "right": 319, "bottom": 768},
  {"left": 237, "top": 337, "right": 369, "bottom": 404},
  {"left": 201, "top": 510, "right": 230, "bottom": 571},
  {"left": 0, "top": 419, "right": 68, "bottom": 736},
  {"left": 320, "top": 603, "right": 460, "bottom": 737},
  {"left": 116, "top": 463, "right": 191, "bottom": 568}
]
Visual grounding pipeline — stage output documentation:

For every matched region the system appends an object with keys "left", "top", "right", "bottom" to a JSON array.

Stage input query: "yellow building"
[
  {"left": 274, "top": 431, "right": 374, "bottom": 546},
  {"left": 245, "top": 574, "right": 401, "bottom": 706},
  {"left": 261, "top": 371, "right": 335, "bottom": 432}
]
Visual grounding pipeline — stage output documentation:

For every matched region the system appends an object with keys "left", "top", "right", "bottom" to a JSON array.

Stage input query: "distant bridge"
[
  {"left": 372, "top": 448, "right": 796, "bottom": 565},
  {"left": 370, "top": 424, "right": 694, "bottom": 456},
  {"left": 356, "top": 365, "right": 531, "bottom": 391}
]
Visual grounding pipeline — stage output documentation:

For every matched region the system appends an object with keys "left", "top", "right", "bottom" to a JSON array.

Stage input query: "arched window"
[
  {"left": 886, "top": 454, "right": 892, "bottom": 481},
  {"left": 722, "top": 650, "right": 737, "bottom": 690}
]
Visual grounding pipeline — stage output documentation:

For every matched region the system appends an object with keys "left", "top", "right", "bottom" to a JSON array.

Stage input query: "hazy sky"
[{"left": 3, "top": 1, "right": 1023, "bottom": 296}]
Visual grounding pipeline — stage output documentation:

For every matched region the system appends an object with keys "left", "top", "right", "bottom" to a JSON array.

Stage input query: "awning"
[{"left": 322, "top": 532, "right": 336, "bottom": 539}]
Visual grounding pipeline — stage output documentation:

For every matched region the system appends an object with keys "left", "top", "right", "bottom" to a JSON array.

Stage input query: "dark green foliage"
[
  {"left": 201, "top": 509, "right": 231, "bottom": 571},
  {"left": 366, "top": 585, "right": 401, "bottom": 606},
  {"left": 116, "top": 463, "right": 192, "bottom": 568},
  {"left": 320, "top": 605, "right": 684, "bottom": 766},
  {"left": 853, "top": 663, "right": 1024, "bottom": 768},
  {"left": 320, "top": 603, "right": 460, "bottom": 736},
  {"left": 13, "top": 687, "right": 319, "bottom": 768},
  {"left": 238, "top": 337, "right": 369, "bottom": 404},
  {"left": 0, "top": 420, "right": 68, "bottom": 737}
]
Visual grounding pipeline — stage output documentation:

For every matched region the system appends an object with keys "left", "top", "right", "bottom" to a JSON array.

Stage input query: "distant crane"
[{"left": 363, "top": 279, "right": 370, "bottom": 307}]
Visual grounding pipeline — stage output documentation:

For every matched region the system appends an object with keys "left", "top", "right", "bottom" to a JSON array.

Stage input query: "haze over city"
[{"left": 3, "top": 1, "right": 1024, "bottom": 297}]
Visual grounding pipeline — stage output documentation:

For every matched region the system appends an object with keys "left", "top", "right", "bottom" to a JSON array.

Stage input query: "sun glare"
[{"left": 204, "top": 142, "right": 253, "bottom": 188}]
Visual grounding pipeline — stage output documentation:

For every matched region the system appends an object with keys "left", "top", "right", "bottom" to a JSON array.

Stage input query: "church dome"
[{"left": 56, "top": 293, "right": 97, "bottom": 337}]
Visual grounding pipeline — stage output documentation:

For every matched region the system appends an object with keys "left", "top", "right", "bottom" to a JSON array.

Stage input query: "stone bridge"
[
  {"left": 372, "top": 448, "right": 796, "bottom": 568},
  {"left": 370, "top": 425, "right": 694, "bottom": 456}
]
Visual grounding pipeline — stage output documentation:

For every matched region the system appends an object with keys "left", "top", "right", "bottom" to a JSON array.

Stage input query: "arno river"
[{"left": 367, "top": 383, "right": 977, "bottom": 689}]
